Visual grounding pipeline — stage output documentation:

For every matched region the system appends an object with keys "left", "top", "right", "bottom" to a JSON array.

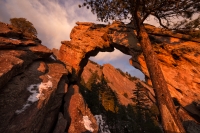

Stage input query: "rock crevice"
[{"left": 0, "top": 22, "right": 97, "bottom": 133}]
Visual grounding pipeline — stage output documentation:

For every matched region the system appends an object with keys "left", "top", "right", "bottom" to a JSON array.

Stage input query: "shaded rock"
[
  {"left": 178, "top": 107, "right": 200, "bottom": 133},
  {"left": 53, "top": 113, "right": 67, "bottom": 133},
  {"left": 0, "top": 59, "right": 68, "bottom": 133},
  {"left": 0, "top": 22, "right": 68, "bottom": 133}
]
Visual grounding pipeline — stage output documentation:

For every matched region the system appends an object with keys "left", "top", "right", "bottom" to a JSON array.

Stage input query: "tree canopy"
[
  {"left": 80, "top": 0, "right": 200, "bottom": 30},
  {"left": 175, "top": 15, "right": 200, "bottom": 31},
  {"left": 10, "top": 18, "right": 37, "bottom": 36}
]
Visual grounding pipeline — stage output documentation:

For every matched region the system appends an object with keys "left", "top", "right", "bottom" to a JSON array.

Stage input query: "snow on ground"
[
  {"left": 15, "top": 83, "right": 40, "bottom": 114},
  {"left": 15, "top": 75, "right": 53, "bottom": 114},
  {"left": 95, "top": 115, "right": 111, "bottom": 133},
  {"left": 36, "top": 80, "right": 52, "bottom": 99},
  {"left": 9, "top": 38, "right": 18, "bottom": 40},
  {"left": 50, "top": 55, "right": 56, "bottom": 60},
  {"left": 82, "top": 115, "right": 94, "bottom": 132}
]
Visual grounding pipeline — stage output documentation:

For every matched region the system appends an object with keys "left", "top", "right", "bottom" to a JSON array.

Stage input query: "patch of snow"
[
  {"left": 39, "top": 80, "right": 52, "bottom": 90},
  {"left": 50, "top": 55, "right": 56, "bottom": 60},
  {"left": 15, "top": 84, "right": 40, "bottom": 114},
  {"left": 15, "top": 76, "right": 53, "bottom": 114},
  {"left": 9, "top": 38, "right": 18, "bottom": 40},
  {"left": 82, "top": 116, "right": 94, "bottom": 132},
  {"left": 37, "top": 80, "right": 53, "bottom": 99},
  {"left": 95, "top": 115, "right": 111, "bottom": 133},
  {"left": 15, "top": 102, "right": 31, "bottom": 114},
  {"left": 27, "top": 84, "right": 40, "bottom": 102}
]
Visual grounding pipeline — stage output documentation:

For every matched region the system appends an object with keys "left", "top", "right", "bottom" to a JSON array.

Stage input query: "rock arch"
[
  {"left": 57, "top": 21, "right": 200, "bottom": 120},
  {"left": 59, "top": 21, "right": 141, "bottom": 77}
]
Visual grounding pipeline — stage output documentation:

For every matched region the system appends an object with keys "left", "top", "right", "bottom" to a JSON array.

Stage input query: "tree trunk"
[{"left": 137, "top": 24, "right": 186, "bottom": 133}]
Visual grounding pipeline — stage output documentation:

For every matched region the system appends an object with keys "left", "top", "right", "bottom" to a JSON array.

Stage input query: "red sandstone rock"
[
  {"left": 0, "top": 22, "right": 68, "bottom": 133},
  {"left": 64, "top": 85, "right": 98, "bottom": 133},
  {"left": 1, "top": 19, "right": 200, "bottom": 132},
  {"left": 82, "top": 61, "right": 155, "bottom": 107},
  {"left": 59, "top": 21, "right": 200, "bottom": 126}
]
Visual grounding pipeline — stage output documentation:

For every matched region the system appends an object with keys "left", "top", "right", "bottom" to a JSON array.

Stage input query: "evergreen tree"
[
  {"left": 131, "top": 82, "right": 162, "bottom": 133},
  {"left": 80, "top": 71, "right": 162, "bottom": 132},
  {"left": 175, "top": 15, "right": 200, "bottom": 38}
]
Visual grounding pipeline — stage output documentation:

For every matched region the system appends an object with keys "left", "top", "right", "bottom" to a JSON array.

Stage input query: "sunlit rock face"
[
  {"left": 59, "top": 21, "right": 200, "bottom": 125},
  {"left": 80, "top": 61, "right": 161, "bottom": 133},
  {"left": 0, "top": 22, "right": 69, "bottom": 133}
]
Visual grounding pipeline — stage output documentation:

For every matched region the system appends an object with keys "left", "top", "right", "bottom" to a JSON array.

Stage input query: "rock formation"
[
  {"left": 80, "top": 61, "right": 161, "bottom": 133},
  {"left": 1, "top": 19, "right": 200, "bottom": 133},
  {"left": 58, "top": 21, "right": 200, "bottom": 125},
  {"left": 0, "top": 22, "right": 97, "bottom": 133},
  {"left": 64, "top": 85, "right": 98, "bottom": 133},
  {"left": 82, "top": 61, "right": 156, "bottom": 106}
]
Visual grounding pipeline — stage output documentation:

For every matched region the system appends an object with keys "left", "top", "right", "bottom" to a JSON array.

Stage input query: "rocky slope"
[
  {"left": 80, "top": 61, "right": 161, "bottom": 133},
  {"left": 0, "top": 22, "right": 97, "bottom": 133}
]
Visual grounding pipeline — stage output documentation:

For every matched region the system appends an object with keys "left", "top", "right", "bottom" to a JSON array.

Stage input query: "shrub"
[{"left": 10, "top": 18, "right": 37, "bottom": 36}]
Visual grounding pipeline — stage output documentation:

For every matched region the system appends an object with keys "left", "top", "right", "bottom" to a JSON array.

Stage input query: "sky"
[{"left": 0, "top": 0, "right": 146, "bottom": 80}]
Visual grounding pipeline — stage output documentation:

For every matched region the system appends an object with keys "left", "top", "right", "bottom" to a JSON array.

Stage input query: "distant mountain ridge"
[{"left": 80, "top": 60, "right": 162, "bottom": 133}]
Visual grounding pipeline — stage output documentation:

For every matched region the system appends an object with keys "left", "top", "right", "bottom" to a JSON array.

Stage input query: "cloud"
[
  {"left": 0, "top": 0, "right": 98, "bottom": 49},
  {"left": 0, "top": 0, "right": 145, "bottom": 80},
  {"left": 90, "top": 48, "right": 129, "bottom": 62}
]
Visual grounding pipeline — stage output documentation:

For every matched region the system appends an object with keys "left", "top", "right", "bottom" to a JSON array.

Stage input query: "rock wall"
[
  {"left": 0, "top": 22, "right": 97, "bottom": 133},
  {"left": 130, "top": 34, "right": 200, "bottom": 120},
  {"left": 58, "top": 21, "right": 200, "bottom": 124}
]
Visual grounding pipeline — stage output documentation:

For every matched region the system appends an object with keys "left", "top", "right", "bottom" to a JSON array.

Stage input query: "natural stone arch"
[
  {"left": 59, "top": 21, "right": 141, "bottom": 77},
  {"left": 57, "top": 21, "right": 200, "bottom": 121}
]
